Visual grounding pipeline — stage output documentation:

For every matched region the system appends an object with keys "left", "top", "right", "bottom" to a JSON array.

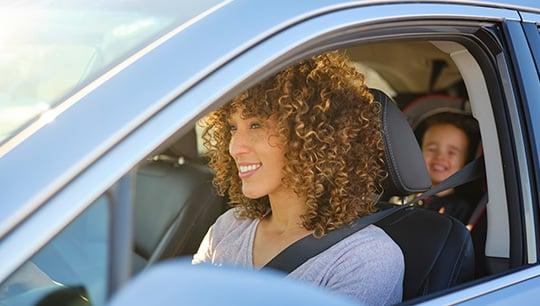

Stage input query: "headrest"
[
  {"left": 402, "top": 95, "right": 470, "bottom": 129},
  {"left": 371, "top": 89, "right": 431, "bottom": 196},
  {"left": 168, "top": 129, "right": 199, "bottom": 161}
]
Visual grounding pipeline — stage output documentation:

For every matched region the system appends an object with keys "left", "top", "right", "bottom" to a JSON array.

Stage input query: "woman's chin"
[
  {"left": 242, "top": 193, "right": 265, "bottom": 200},
  {"left": 241, "top": 188, "right": 266, "bottom": 199}
]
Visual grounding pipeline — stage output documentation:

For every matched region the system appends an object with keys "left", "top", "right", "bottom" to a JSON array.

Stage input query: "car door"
[
  {"left": 105, "top": 1, "right": 538, "bottom": 304},
  {"left": 2, "top": 1, "right": 540, "bottom": 305}
]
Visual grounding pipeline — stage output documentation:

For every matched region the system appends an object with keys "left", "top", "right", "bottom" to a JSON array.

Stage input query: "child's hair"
[{"left": 417, "top": 112, "right": 481, "bottom": 162}]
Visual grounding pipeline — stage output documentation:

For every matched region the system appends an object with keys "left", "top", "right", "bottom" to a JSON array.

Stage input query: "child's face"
[{"left": 422, "top": 123, "right": 469, "bottom": 186}]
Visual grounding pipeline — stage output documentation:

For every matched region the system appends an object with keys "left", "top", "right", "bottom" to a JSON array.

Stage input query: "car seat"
[
  {"left": 132, "top": 129, "right": 227, "bottom": 273},
  {"left": 370, "top": 89, "right": 475, "bottom": 300},
  {"left": 403, "top": 93, "right": 486, "bottom": 279}
]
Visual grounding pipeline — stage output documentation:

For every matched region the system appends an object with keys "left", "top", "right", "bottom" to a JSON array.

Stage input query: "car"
[{"left": 1, "top": 0, "right": 540, "bottom": 305}]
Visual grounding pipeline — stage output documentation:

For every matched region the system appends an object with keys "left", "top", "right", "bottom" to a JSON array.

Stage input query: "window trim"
[
  {"left": 108, "top": 173, "right": 135, "bottom": 296},
  {"left": 501, "top": 20, "right": 540, "bottom": 264}
]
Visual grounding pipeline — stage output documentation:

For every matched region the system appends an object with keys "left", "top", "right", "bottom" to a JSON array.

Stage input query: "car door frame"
[{"left": 520, "top": 11, "right": 540, "bottom": 254}]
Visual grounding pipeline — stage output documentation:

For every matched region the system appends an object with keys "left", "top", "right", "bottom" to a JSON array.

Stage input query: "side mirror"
[{"left": 36, "top": 286, "right": 90, "bottom": 306}]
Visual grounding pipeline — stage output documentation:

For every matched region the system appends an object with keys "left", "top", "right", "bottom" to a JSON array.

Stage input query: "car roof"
[
  {"left": 461, "top": 0, "right": 540, "bottom": 12},
  {"left": 0, "top": 0, "right": 538, "bottom": 240}
]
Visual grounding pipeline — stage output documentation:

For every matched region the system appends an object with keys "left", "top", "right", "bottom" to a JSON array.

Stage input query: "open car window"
[
  {"left": 0, "top": 0, "right": 223, "bottom": 145},
  {"left": 123, "top": 1, "right": 540, "bottom": 299},
  {"left": 131, "top": 35, "right": 515, "bottom": 303}
]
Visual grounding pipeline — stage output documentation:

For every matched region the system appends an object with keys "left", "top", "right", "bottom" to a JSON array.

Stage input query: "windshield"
[{"left": 0, "top": 0, "right": 224, "bottom": 145}]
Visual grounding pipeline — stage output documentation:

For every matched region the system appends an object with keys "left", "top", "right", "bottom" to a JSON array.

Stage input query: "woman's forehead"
[{"left": 227, "top": 105, "right": 272, "bottom": 121}]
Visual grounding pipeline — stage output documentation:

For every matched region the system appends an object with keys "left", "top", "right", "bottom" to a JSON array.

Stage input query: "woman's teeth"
[{"left": 239, "top": 164, "right": 261, "bottom": 173}]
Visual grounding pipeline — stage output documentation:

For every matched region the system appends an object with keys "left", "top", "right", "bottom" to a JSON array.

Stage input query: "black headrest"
[
  {"left": 371, "top": 89, "right": 431, "bottom": 196},
  {"left": 168, "top": 129, "right": 199, "bottom": 160}
]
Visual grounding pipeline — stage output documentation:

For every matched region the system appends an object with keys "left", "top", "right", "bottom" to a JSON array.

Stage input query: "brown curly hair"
[{"left": 202, "top": 51, "right": 387, "bottom": 237}]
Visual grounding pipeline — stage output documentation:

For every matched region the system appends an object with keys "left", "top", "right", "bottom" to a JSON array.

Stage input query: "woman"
[{"left": 193, "top": 52, "right": 404, "bottom": 305}]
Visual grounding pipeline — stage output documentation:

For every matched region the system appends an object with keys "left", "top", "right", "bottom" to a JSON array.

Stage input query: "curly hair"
[{"left": 202, "top": 51, "right": 387, "bottom": 237}]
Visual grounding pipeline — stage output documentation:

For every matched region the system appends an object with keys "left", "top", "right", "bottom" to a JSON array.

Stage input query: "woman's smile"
[{"left": 238, "top": 162, "right": 262, "bottom": 179}]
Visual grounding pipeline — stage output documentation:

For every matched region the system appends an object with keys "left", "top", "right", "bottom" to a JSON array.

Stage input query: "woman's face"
[
  {"left": 228, "top": 110, "right": 286, "bottom": 199},
  {"left": 422, "top": 123, "right": 469, "bottom": 186}
]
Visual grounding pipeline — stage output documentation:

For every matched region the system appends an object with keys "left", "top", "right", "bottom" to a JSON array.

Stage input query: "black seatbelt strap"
[
  {"left": 263, "top": 156, "right": 485, "bottom": 274},
  {"left": 466, "top": 192, "right": 488, "bottom": 231},
  {"left": 262, "top": 205, "right": 405, "bottom": 273},
  {"left": 407, "top": 156, "right": 485, "bottom": 205}
]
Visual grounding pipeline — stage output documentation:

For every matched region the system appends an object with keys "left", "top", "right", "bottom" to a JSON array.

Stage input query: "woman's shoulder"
[
  {"left": 289, "top": 225, "right": 404, "bottom": 305},
  {"left": 295, "top": 224, "right": 403, "bottom": 274},
  {"left": 313, "top": 224, "right": 404, "bottom": 280},
  {"left": 341, "top": 224, "right": 403, "bottom": 262},
  {"left": 211, "top": 208, "right": 256, "bottom": 237},
  {"left": 192, "top": 208, "right": 257, "bottom": 265}
]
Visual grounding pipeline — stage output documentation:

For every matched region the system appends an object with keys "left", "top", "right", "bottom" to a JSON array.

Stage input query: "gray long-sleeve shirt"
[{"left": 193, "top": 209, "right": 404, "bottom": 305}]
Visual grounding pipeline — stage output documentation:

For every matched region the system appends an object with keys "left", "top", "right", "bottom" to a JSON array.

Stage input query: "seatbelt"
[
  {"left": 261, "top": 205, "right": 405, "bottom": 273},
  {"left": 466, "top": 193, "right": 488, "bottom": 231},
  {"left": 408, "top": 156, "right": 485, "bottom": 205},
  {"left": 262, "top": 156, "right": 485, "bottom": 274}
]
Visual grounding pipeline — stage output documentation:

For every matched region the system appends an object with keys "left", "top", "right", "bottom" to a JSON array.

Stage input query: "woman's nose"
[{"left": 229, "top": 132, "right": 250, "bottom": 157}]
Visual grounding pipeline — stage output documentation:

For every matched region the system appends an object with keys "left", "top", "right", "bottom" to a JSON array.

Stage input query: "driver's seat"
[{"left": 370, "top": 89, "right": 475, "bottom": 300}]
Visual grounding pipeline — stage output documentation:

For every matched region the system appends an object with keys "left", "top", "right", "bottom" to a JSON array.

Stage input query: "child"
[{"left": 418, "top": 112, "right": 480, "bottom": 223}]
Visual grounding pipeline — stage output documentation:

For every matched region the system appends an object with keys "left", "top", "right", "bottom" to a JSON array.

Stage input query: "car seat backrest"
[
  {"left": 133, "top": 130, "right": 227, "bottom": 273},
  {"left": 404, "top": 93, "right": 487, "bottom": 279},
  {"left": 375, "top": 207, "right": 474, "bottom": 299},
  {"left": 370, "top": 89, "right": 475, "bottom": 300}
]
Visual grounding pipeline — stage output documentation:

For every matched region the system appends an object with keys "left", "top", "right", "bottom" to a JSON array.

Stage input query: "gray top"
[{"left": 193, "top": 209, "right": 404, "bottom": 306}]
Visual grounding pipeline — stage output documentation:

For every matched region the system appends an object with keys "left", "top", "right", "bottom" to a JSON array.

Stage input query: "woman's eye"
[
  {"left": 250, "top": 122, "right": 261, "bottom": 129},
  {"left": 228, "top": 124, "right": 237, "bottom": 132}
]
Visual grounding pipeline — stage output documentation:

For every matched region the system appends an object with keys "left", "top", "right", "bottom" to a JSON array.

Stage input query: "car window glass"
[
  {"left": 0, "top": 0, "right": 224, "bottom": 145},
  {"left": 0, "top": 195, "right": 110, "bottom": 306},
  {"left": 350, "top": 62, "right": 397, "bottom": 97}
]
